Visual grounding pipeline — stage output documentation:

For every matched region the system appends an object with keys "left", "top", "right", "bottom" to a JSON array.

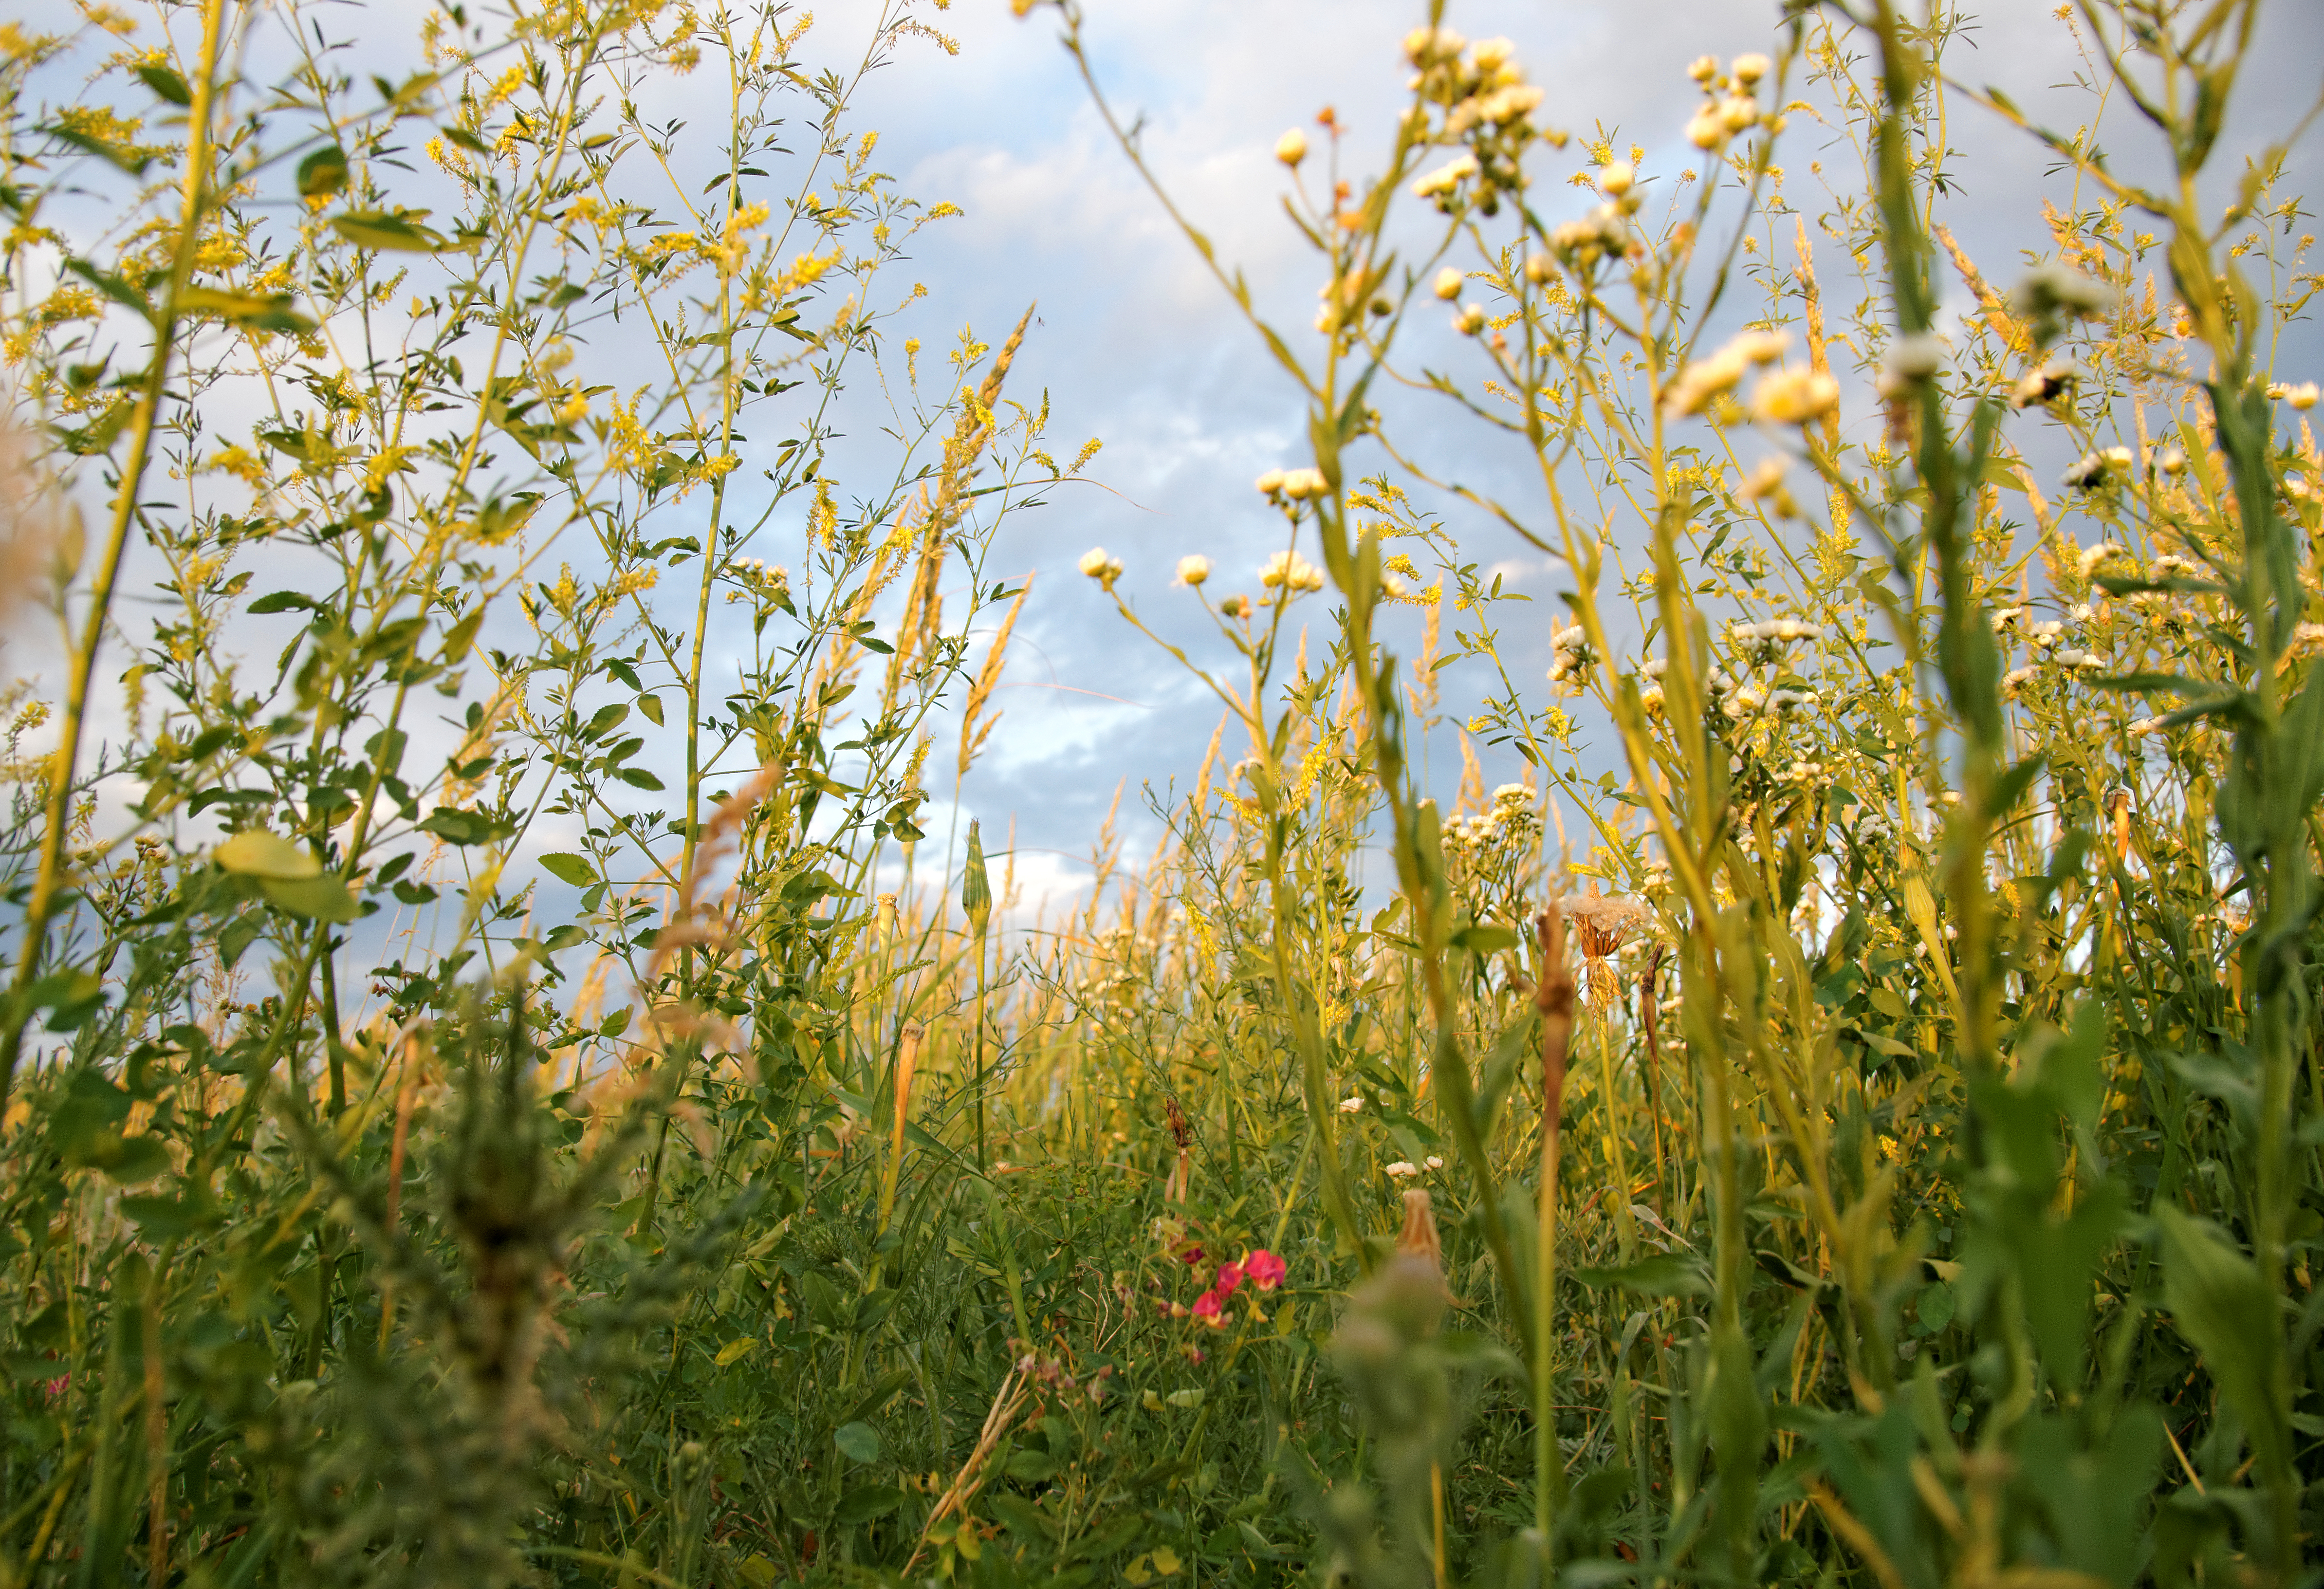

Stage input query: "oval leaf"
[
  {"left": 217, "top": 830, "right": 321, "bottom": 880},
  {"left": 833, "top": 1420, "right": 882, "bottom": 1464},
  {"left": 539, "top": 852, "right": 594, "bottom": 887},
  {"left": 259, "top": 873, "right": 359, "bottom": 923}
]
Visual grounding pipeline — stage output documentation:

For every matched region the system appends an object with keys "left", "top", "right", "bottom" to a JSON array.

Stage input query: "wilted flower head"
[
  {"left": 1559, "top": 890, "right": 1648, "bottom": 1009},
  {"left": 1339, "top": 1093, "right": 1365, "bottom": 1113}
]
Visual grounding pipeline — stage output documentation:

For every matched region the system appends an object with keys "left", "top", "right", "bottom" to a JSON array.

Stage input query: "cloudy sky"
[{"left": 795, "top": 0, "right": 2323, "bottom": 908}]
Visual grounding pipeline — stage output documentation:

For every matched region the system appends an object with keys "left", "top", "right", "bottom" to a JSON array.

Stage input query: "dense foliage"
[{"left": 1, "top": 0, "right": 2320, "bottom": 1586}]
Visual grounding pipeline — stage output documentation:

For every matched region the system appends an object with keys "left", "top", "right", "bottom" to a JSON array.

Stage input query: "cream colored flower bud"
[
  {"left": 1731, "top": 52, "right": 1771, "bottom": 85},
  {"left": 1687, "top": 107, "right": 1727, "bottom": 149},
  {"left": 1433, "top": 267, "right": 1465, "bottom": 300},
  {"left": 1275, "top": 128, "right": 1308, "bottom": 167},
  {"left": 1718, "top": 95, "right": 1759, "bottom": 133},
  {"left": 1523, "top": 252, "right": 1557, "bottom": 285},
  {"left": 1599, "top": 161, "right": 1634, "bottom": 197},
  {"left": 1177, "top": 554, "right": 1211, "bottom": 587},
  {"left": 1255, "top": 467, "right": 1286, "bottom": 496},
  {"left": 1456, "top": 303, "right": 1487, "bottom": 335},
  {"left": 1688, "top": 54, "right": 1718, "bottom": 84}
]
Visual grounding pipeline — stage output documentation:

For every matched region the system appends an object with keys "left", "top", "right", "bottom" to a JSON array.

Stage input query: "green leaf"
[
  {"left": 615, "top": 766, "right": 665, "bottom": 791},
  {"left": 418, "top": 807, "right": 501, "bottom": 845},
  {"left": 2155, "top": 1204, "right": 2287, "bottom": 1480},
  {"left": 296, "top": 145, "right": 350, "bottom": 199},
  {"left": 135, "top": 63, "right": 192, "bottom": 105},
  {"left": 259, "top": 873, "right": 359, "bottom": 923},
  {"left": 331, "top": 209, "right": 451, "bottom": 252},
  {"left": 247, "top": 590, "right": 319, "bottom": 614},
  {"left": 216, "top": 830, "right": 321, "bottom": 880},
  {"left": 1450, "top": 923, "right": 1516, "bottom": 955},
  {"left": 177, "top": 286, "right": 314, "bottom": 334},
  {"left": 1570, "top": 1253, "right": 1712, "bottom": 1297},
  {"left": 834, "top": 1485, "right": 904, "bottom": 1525},
  {"left": 714, "top": 1337, "right": 757, "bottom": 1367},
  {"left": 539, "top": 852, "right": 594, "bottom": 887},
  {"left": 833, "top": 1421, "right": 882, "bottom": 1464}
]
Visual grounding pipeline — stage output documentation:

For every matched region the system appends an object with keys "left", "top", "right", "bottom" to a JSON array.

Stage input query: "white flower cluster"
[
  {"left": 1683, "top": 53, "right": 1771, "bottom": 150},
  {"left": 1876, "top": 333, "right": 1950, "bottom": 400},
  {"left": 722, "top": 555, "right": 789, "bottom": 606},
  {"left": 2010, "top": 356, "right": 2080, "bottom": 409},
  {"left": 1729, "top": 616, "right": 1822, "bottom": 664},
  {"left": 2072, "top": 540, "right": 2123, "bottom": 578},
  {"left": 1442, "top": 785, "right": 1541, "bottom": 864},
  {"left": 1663, "top": 329, "right": 1789, "bottom": 417},
  {"left": 1260, "top": 549, "right": 1326, "bottom": 593},
  {"left": 2266, "top": 380, "right": 2319, "bottom": 410},
  {"left": 1402, "top": 30, "right": 1555, "bottom": 214},
  {"left": 1256, "top": 466, "right": 1331, "bottom": 502},
  {"left": 2062, "top": 448, "right": 2133, "bottom": 490},
  {"left": 1079, "top": 546, "right": 1125, "bottom": 591},
  {"left": 1547, "top": 623, "right": 1596, "bottom": 693},
  {"left": 1549, "top": 204, "right": 1631, "bottom": 270}
]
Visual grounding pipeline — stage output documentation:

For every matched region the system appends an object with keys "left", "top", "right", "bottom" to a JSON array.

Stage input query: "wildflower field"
[{"left": 2, "top": 0, "right": 2323, "bottom": 1585}]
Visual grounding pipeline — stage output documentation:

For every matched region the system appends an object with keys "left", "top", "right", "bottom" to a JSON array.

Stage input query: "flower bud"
[
  {"left": 1456, "top": 303, "right": 1487, "bottom": 335},
  {"left": 1731, "top": 52, "right": 1771, "bottom": 86},
  {"left": 1599, "top": 161, "right": 1634, "bottom": 197},
  {"left": 1688, "top": 54, "right": 1718, "bottom": 84},
  {"left": 1432, "top": 266, "right": 1465, "bottom": 300},
  {"left": 1275, "top": 128, "right": 1308, "bottom": 166},
  {"left": 1078, "top": 547, "right": 1111, "bottom": 578},
  {"left": 1219, "top": 594, "right": 1250, "bottom": 619},
  {"left": 1254, "top": 467, "right": 1286, "bottom": 496},
  {"left": 1177, "top": 554, "right": 1211, "bottom": 587}
]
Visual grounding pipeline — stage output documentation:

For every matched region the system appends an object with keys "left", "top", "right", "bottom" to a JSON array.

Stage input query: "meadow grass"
[{"left": 0, "top": 0, "right": 2321, "bottom": 1586}]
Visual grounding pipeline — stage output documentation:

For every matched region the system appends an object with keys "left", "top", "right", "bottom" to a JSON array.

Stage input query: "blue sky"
[{"left": 806, "top": 0, "right": 2324, "bottom": 908}]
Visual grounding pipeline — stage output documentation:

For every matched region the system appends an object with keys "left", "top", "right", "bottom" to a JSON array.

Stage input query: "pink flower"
[
  {"left": 1181, "top": 1245, "right": 1206, "bottom": 1266},
  {"left": 1243, "top": 1249, "right": 1287, "bottom": 1292},
  {"left": 1191, "top": 1290, "right": 1224, "bottom": 1327},
  {"left": 1213, "top": 1260, "right": 1245, "bottom": 1296}
]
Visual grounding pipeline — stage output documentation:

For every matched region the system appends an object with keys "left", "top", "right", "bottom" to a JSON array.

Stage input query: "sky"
[
  {"left": 811, "top": 0, "right": 2324, "bottom": 910},
  {"left": 7, "top": 0, "right": 2321, "bottom": 941}
]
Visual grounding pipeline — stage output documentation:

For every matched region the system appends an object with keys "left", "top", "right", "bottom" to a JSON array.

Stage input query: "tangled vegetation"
[{"left": 1, "top": 0, "right": 2321, "bottom": 1585}]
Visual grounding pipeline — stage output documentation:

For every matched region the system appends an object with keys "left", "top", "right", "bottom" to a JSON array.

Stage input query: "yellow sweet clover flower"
[{"left": 205, "top": 446, "right": 268, "bottom": 487}]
